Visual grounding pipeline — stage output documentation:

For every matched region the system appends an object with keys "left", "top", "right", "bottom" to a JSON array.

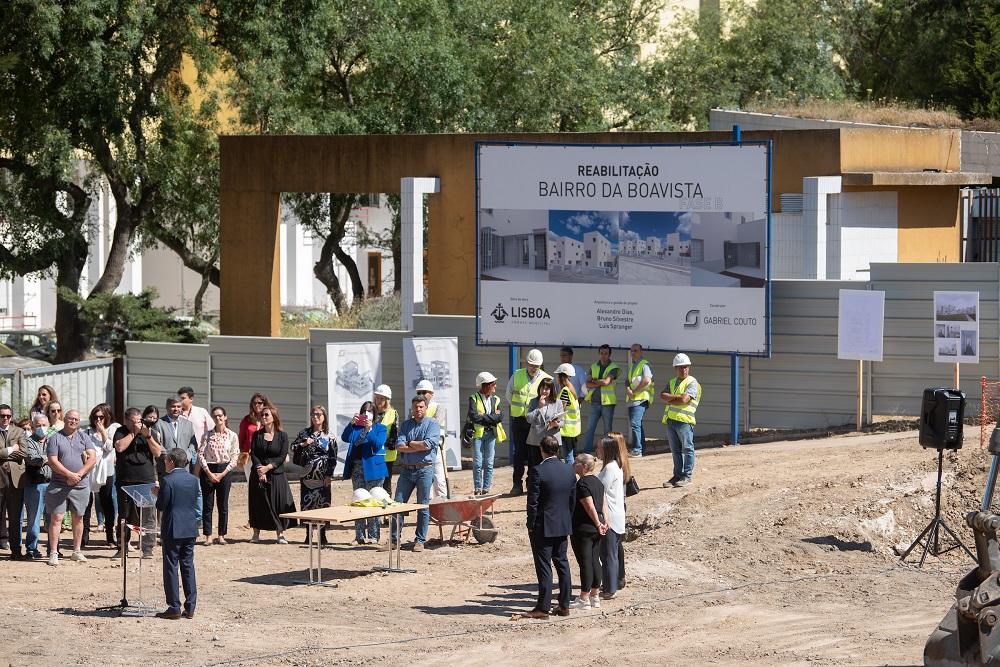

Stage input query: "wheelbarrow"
[{"left": 429, "top": 494, "right": 501, "bottom": 544}]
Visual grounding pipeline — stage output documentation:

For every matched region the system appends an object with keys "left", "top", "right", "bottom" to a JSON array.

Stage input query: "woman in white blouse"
[
  {"left": 198, "top": 406, "right": 240, "bottom": 545},
  {"left": 83, "top": 403, "right": 120, "bottom": 548},
  {"left": 597, "top": 432, "right": 630, "bottom": 600}
]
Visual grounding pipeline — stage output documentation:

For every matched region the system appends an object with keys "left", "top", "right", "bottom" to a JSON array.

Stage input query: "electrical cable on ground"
[{"left": 199, "top": 561, "right": 964, "bottom": 667}]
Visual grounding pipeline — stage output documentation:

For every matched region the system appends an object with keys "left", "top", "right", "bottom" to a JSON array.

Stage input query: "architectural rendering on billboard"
[{"left": 476, "top": 142, "right": 771, "bottom": 354}]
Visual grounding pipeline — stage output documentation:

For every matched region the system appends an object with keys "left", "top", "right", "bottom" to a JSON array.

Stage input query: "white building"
[
  {"left": 548, "top": 235, "right": 584, "bottom": 267},
  {"left": 583, "top": 231, "right": 613, "bottom": 269},
  {"left": 646, "top": 236, "right": 662, "bottom": 256}
]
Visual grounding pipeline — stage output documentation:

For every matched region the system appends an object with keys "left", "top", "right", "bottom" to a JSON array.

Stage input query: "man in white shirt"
[{"left": 178, "top": 387, "right": 212, "bottom": 444}]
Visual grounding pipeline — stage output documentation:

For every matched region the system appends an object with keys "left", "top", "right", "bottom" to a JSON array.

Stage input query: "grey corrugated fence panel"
[
  {"left": 0, "top": 371, "right": 16, "bottom": 410},
  {"left": 747, "top": 280, "right": 859, "bottom": 429},
  {"left": 870, "top": 262, "right": 1000, "bottom": 419},
  {"left": 208, "top": 336, "right": 309, "bottom": 430},
  {"left": 125, "top": 341, "right": 210, "bottom": 414},
  {"left": 20, "top": 360, "right": 114, "bottom": 419}
]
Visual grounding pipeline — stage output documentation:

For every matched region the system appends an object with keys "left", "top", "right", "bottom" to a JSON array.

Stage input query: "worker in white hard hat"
[
  {"left": 582, "top": 343, "right": 620, "bottom": 456},
  {"left": 415, "top": 380, "right": 448, "bottom": 499},
  {"left": 658, "top": 353, "right": 701, "bottom": 488},
  {"left": 373, "top": 384, "right": 399, "bottom": 497},
  {"left": 468, "top": 371, "right": 504, "bottom": 495},
  {"left": 504, "top": 348, "right": 551, "bottom": 496}
]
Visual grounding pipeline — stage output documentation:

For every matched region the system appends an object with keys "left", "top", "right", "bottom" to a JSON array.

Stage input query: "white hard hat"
[
  {"left": 672, "top": 353, "right": 692, "bottom": 367},
  {"left": 554, "top": 363, "right": 576, "bottom": 377},
  {"left": 352, "top": 488, "right": 372, "bottom": 503},
  {"left": 374, "top": 384, "right": 392, "bottom": 399},
  {"left": 415, "top": 380, "right": 434, "bottom": 393},
  {"left": 526, "top": 348, "right": 544, "bottom": 365},
  {"left": 476, "top": 371, "right": 498, "bottom": 386},
  {"left": 370, "top": 487, "right": 391, "bottom": 503}
]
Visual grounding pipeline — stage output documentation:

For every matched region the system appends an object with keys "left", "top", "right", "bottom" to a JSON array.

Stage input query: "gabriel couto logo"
[
  {"left": 491, "top": 303, "right": 509, "bottom": 323},
  {"left": 684, "top": 309, "right": 700, "bottom": 329}
]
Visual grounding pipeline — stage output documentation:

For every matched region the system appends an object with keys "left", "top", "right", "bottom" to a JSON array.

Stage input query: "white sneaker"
[
  {"left": 70, "top": 551, "right": 87, "bottom": 562},
  {"left": 590, "top": 597, "right": 601, "bottom": 609},
  {"left": 568, "top": 596, "right": 591, "bottom": 610},
  {"left": 47, "top": 552, "right": 59, "bottom": 567}
]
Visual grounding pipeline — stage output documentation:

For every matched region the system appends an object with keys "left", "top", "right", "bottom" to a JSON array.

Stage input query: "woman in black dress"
[
  {"left": 568, "top": 453, "right": 609, "bottom": 611},
  {"left": 248, "top": 404, "right": 297, "bottom": 544}
]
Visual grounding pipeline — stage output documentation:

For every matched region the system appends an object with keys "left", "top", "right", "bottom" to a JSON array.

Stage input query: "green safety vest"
[
  {"left": 628, "top": 358, "right": 654, "bottom": 403},
  {"left": 380, "top": 408, "right": 399, "bottom": 461},
  {"left": 559, "top": 387, "right": 581, "bottom": 438},
  {"left": 662, "top": 376, "right": 700, "bottom": 425},
  {"left": 471, "top": 393, "right": 499, "bottom": 439},
  {"left": 510, "top": 368, "right": 552, "bottom": 417},
  {"left": 427, "top": 402, "right": 445, "bottom": 448},
  {"left": 584, "top": 362, "right": 619, "bottom": 405}
]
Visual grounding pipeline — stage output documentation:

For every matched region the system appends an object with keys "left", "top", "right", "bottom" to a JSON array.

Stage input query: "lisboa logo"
[{"left": 491, "top": 303, "right": 509, "bottom": 323}]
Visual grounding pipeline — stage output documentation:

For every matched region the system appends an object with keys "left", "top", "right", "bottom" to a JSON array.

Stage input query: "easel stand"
[
  {"left": 900, "top": 448, "right": 975, "bottom": 566},
  {"left": 96, "top": 484, "right": 160, "bottom": 616}
]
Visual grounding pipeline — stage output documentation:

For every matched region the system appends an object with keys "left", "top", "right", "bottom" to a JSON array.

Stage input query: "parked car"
[
  {"left": 0, "top": 342, "right": 51, "bottom": 370},
  {"left": 0, "top": 329, "right": 57, "bottom": 362}
]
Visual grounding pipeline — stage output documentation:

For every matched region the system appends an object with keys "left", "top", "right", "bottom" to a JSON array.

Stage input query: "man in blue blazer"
[
  {"left": 524, "top": 435, "right": 577, "bottom": 619},
  {"left": 153, "top": 448, "right": 200, "bottom": 620}
]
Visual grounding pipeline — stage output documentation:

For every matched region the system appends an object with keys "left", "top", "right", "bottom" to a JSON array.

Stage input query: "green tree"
[
  {"left": 214, "top": 0, "right": 673, "bottom": 311},
  {"left": 944, "top": 7, "right": 1000, "bottom": 120},
  {"left": 0, "top": 0, "right": 218, "bottom": 360},
  {"left": 662, "top": 0, "right": 848, "bottom": 129}
]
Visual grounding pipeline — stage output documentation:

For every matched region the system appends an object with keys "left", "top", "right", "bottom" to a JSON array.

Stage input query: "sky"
[{"left": 547, "top": 210, "right": 693, "bottom": 253}]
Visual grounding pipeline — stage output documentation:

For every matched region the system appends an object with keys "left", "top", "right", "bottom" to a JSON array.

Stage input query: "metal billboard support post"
[{"left": 730, "top": 354, "right": 739, "bottom": 445}]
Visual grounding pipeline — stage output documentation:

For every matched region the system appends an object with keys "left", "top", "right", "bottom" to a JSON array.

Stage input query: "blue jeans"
[
  {"left": 391, "top": 465, "right": 434, "bottom": 544},
  {"left": 666, "top": 420, "right": 695, "bottom": 478},
  {"left": 24, "top": 482, "right": 48, "bottom": 554},
  {"left": 584, "top": 402, "right": 615, "bottom": 454},
  {"left": 628, "top": 402, "right": 648, "bottom": 454},
  {"left": 473, "top": 432, "right": 497, "bottom": 492}
]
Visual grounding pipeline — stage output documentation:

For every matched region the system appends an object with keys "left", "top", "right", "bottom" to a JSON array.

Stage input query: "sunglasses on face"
[
  {"left": 0, "top": 414, "right": 12, "bottom": 420},
  {"left": 49, "top": 409, "right": 62, "bottom": 414},
  {"left": 252, "top": 401, "right": 264, "bottom": 406},
  {"left": 311, "top": 413, "right": 323, "bottom": 417}
]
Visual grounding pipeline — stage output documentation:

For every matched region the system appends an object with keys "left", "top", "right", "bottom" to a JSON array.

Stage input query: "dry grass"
[
  {"left": 279, "top": 292, "right": 403, "bottom": 337},
  {"left": 740, "top": 97, "right": 1000, "bottom": 130}
]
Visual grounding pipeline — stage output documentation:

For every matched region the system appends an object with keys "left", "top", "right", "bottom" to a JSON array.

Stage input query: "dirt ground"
[{"left": 3, "top": 429, "right": 993, "bottom": 667}]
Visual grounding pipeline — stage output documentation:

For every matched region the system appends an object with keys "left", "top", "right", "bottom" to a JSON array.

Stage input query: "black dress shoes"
[{"left": 155, "top": 610, "right": 181, "bottom": 620}]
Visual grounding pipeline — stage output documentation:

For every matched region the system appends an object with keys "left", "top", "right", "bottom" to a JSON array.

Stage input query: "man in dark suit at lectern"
[
  {"left": 153, "top": 448, "right": 200, "bottom": 620},
  {"left": 524, "top": 435, "right": 577, "bottom": 619}
]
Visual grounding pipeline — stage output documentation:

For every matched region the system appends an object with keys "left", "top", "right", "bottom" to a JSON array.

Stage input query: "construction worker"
[
  {"left": 554, "top": 363, "right": 582, "bottom": 464},
  {"left": 659, "top": 353, "right": 700, "bottom": 488},
  {"left": 374, "top": 385, "right": 399, "bottom": 497},
  {"left": 625, "top": 344, "right": 653, "bottom": 458},
  {"left": 416, "top": 380, "right": 448, "bottom": 498},
  {"left": 504, "top": 348, "right": 551, "bottom": 496},
  {"left": 583, "top": 344, "right": 619, "bottom": 455}
]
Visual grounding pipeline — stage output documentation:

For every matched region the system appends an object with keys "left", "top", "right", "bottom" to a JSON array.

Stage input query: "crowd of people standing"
[{"left": 0, "top": 343, "right": 700, "bottom": 619}]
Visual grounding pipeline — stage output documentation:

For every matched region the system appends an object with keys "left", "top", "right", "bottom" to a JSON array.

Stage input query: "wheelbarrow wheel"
[{"left": 471, "top": 516, "right": 498, "bottom": 544}]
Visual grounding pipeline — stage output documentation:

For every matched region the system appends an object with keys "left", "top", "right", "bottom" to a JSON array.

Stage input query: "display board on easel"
[
  {"left": 838, "top": 289, "right": 885, "bottom": 430},
  {"left": 934, "top": 291, "right": 979, "bottom": 388}
]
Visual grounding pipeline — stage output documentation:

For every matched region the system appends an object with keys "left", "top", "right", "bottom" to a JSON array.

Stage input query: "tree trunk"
[
  {"left": 53, "top": 250, "right": 91, "bottom": 364},
  {"left": 314, "top": 232, "right": 349, "bottom": 314},
  {"left": 328, "top": 194, "right": 365, "bottom": 305}
]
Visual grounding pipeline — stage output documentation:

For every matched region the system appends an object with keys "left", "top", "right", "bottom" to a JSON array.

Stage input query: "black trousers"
[
  {"left": 83, "top": 483, "right": 116, "bottom": 547},
  {"left": 200, "top": 463, "right": 233, "bottom": 536},
  {"left": 511, "top": 417, "right": 531, "bottom": 486},
  {"left": 529, "top": 530, "right": 572, "bottom": 613},
  {"left": 1, "top": 482, "right": 23, "bottom": 553},
  {"left": 570, "top": 530, "right": 603, "bottom": 592}
]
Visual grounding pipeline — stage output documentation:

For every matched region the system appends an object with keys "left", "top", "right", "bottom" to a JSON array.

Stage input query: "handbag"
[
  {"left": 461, "top": 420, "right": 476, "bottom": 446},
  {"left": 625, "top": 475, "right": 640, "bottom": 497}
]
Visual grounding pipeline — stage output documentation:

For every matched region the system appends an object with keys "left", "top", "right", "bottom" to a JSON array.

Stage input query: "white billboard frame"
[{"left": 475, "top": 141, "right": 772, "bottom": 355}]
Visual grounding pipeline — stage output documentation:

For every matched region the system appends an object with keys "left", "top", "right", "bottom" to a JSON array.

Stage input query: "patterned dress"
[{"left": 291, "top": 428, "right": 338, "bottom": 511}]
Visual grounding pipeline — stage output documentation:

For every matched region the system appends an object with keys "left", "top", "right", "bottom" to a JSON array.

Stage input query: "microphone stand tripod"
[{"left": 900, "top": 446, "right": 974, "bottom": 566}]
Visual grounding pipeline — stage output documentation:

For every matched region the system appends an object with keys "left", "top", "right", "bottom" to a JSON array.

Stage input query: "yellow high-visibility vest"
[
  {"left": 426, "top": 402, "right": 445, "bottom": 448},
  {"left": 510, "top": 368, "right": 552, "bottom": 417},
  {"left": 628, "top": 358, "right": 654, "bottom": 403},
  {"left": 662, "top": 376, "right": 700, "bottom": 425},
  {"left": 380, "top": 408, "right": 399, "bottom": 461},
  {"left": 559, "top": 387, "right": 581, "bottom": 438},
  {"left": 584, "top": 362, "right": 619, "bottom": 405}
]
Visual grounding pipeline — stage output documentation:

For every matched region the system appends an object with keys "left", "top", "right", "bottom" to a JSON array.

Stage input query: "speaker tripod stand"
[{"left": 900, "top": 447, "right": 974, "bottom": 567}]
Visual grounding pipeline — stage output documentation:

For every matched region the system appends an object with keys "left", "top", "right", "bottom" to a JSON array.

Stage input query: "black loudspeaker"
[{"left": 919, "top": 387, "right": 966, "bottom": 450}]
